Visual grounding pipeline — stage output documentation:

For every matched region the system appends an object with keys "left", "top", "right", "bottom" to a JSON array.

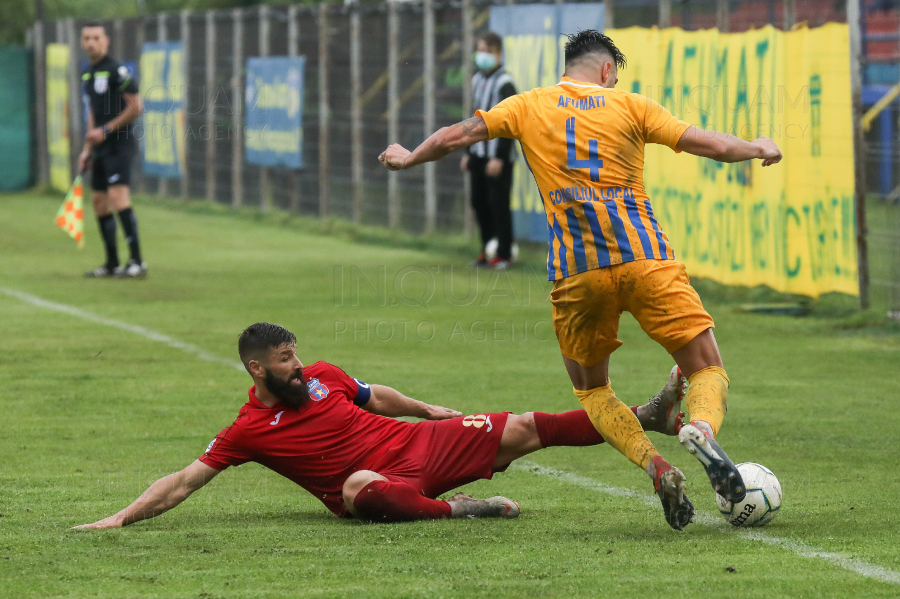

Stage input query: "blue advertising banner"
[
  {"left": 489, "top": 4, "right": 605, "bottom": 242},
  {"left": 139, "top": 42, "right": 185, "bottom": 178},
  {"left": 244, "top": 56, "right": 305, "bottom": 169}
]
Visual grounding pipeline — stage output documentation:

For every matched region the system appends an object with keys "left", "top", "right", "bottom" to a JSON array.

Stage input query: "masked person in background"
[{"left": 460, "top": 31, "right": 518, "bottom": 269}]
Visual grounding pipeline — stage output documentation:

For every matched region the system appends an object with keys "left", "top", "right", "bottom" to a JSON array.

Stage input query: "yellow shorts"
[{"left": 551, "top": 259, "right": 714, "bottom": 366}]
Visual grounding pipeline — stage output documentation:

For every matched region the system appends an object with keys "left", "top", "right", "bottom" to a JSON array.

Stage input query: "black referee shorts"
[{"left": 91, "top": 144, "right": 135, "bottom": 191}]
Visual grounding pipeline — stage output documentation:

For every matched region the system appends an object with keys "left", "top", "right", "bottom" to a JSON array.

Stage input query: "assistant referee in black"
[{"left": 78, "top": 23, "right": 146, "bottom": 278}]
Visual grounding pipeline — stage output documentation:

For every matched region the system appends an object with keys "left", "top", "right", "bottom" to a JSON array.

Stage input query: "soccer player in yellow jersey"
[{"left": 379, "top": 30, "right": 782, "bottom": 530}]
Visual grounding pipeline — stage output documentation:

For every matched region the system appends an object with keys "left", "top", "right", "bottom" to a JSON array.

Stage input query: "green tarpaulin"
[{"left": 0, "top": 46, "right": 32, "bottom": 191}]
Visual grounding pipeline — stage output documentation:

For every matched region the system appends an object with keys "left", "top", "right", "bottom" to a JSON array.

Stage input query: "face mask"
[{"left": 475, "top": 51, "right": 498, "bottom": 71}]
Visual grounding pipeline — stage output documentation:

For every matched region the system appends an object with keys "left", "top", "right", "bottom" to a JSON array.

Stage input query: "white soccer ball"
[
  {"left": 484, "top": 238, "right": 519, "bottom": 261},
  {"left": 716, "top": 462, "right": 782, "bottom": 527}
]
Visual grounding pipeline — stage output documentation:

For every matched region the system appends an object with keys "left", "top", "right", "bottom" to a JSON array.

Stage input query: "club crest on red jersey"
[{"left": 307, "top": 378, "right": 330, "bottom": 401}]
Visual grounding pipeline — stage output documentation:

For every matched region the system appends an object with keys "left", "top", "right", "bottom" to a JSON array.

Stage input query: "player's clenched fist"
[
  {"left": 379, "top": 144, "right": 411, "bottom": 171},
  {"left": 752, "top": 137, "right": 783, "bottom": 167}
]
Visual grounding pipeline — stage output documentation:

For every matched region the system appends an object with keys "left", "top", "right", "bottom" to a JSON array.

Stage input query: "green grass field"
[{"left": 2, "top": 190, "right": 899, "bottom": 599}]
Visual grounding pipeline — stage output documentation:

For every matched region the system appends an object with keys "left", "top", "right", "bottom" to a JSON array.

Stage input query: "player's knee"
[
  {"left": 516, "top": 412, "right": 538, "bottom": 436},
  {"left": 342, "top": 470, "right": 384, "bottom": 513},
  {"left": 503, "top": 412, "right": 538, "bottom": 447}
]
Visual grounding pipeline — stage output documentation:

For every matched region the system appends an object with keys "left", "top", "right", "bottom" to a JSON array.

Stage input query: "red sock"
[
  {"left": 533, "top": 410, "right": 607, "bottom": 448},
  {"left": 352, "top": 480, "right": 451, "bottom": 522}
]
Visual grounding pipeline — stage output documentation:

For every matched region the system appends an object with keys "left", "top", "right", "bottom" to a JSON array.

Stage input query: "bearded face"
[{"left": 263, "top": 364, "right": 311, "bottom": 408}]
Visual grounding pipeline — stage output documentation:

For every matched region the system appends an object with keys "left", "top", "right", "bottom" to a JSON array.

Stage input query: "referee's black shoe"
[
  {"left": 85, "top": 264, "right": 116, "bottom": 278},
  {"left": 114, "top": 259, "right": 148, "bottom": 279}
]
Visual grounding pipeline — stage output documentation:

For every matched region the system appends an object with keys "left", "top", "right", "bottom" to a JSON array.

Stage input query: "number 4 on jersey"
[{"left": 566, "top": 117, "right": 603, "bottom": 182}]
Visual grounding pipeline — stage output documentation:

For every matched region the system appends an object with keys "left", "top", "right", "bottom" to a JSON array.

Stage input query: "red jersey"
[{"left": 199, "top": 361, "right": 414, "bottom": 516}]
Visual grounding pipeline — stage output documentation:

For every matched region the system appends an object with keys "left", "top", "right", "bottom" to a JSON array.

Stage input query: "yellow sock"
[
  {"left": 574, "top": 384, "right": 658, "bottom": 470},
  {"left": 686, "top": 366, "right": 730, "bottom": 436}
]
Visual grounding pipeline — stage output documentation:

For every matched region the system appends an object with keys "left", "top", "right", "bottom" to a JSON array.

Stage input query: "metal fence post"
[
  {"left": 157, "top": 13, "right": 168, "bottom": 197},
  {"left": 135, "top": 18, "right": 146, "bottom": 194},
  {"left": 350, "top": 3, "right": 363, "bottom": 223},
  {"left": 423, "top": 0, "right": 436, "bottom": 233},
  {"left": 848, "top": 0, "right": 870, "bottom": 309},
  {"left": 113, "top": 18, "right": 124, "bottom": 58},
  {"left": 180, "top": 10, "right": 191, "bottom": 200},
  {"left": 205, "top": 11, "right": 216, "bottom": 201},
  {"left": 56, "top": 13, "right": 65, "bottom": 181},
  {"left": 659, "top": 0, "right": 672, "bottom": 28},
  {"left": 113, "top": 15, "right": 128, "bottom": 192},
  {"left": 287, "top": 4, "right": 301, "bottom": 213},
  {"left": 387, "top": 1, "right": 400, "bottom": 229},
  {"left": 319, "top": 3, "right": 331, "bottom": 218},
  {"left": 716, "top": 0, "right": 729, "bottom": 32},
  {"left": 34, "top": 21, "right": 49, "bottom": 186},
  {"left": 232, "top": 9, "right": 244, "bottom": 208},
  {"left": 65, "top": 19, "right": 82, "bottom": 181},
  {"left": 461, "top": 0, "right": 474, "bottom": 237},
  {"left": 259, "top": 4, "right": 270, "bottom": 213},
  {"left": 783, "top": 0, "right": 795, "bottom": 29}
]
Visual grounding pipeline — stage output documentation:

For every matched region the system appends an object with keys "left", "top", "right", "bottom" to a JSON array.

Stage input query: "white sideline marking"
[
  {"left": 513, "top": 461, "right": 900, "bottom": 586},
  {"left": 0, "top": 287, "right": 244, "bottom": 372},
  {"left": 4, "top": 286, "right": 897, "bottom": 585}
]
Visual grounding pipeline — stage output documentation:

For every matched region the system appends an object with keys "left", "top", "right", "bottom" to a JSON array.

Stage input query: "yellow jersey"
[{"left": 477, "top": 76, "right": 690, "bottom": 281}]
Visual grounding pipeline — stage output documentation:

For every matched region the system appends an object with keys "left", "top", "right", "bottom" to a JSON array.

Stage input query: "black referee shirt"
[
  {"left": 468, "top": 68, "right": 516, "bottom": 162},
  {"left": 82, "top": 54, "right": 139, "bottom": 152}
]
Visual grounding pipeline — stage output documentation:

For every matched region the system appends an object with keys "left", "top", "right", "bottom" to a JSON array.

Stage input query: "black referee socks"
[
  {"left": 97, "top": 214, "right": 119, "bottom": 270},
  {"left": 117, "top": 207, "right": 143, "bottom": 264}
]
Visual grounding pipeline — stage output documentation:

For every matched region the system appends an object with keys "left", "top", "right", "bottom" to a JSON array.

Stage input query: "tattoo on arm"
[
  {"left": 403, "top": 116, "right": 488, "bottom": 168},
  {"left": 458, "top": 116, "right": 487, "bottom": 137}
]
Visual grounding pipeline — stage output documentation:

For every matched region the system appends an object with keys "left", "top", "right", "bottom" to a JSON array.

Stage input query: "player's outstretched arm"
[
  {"left": 378, "top": 116, "right": 489, "bottom": 171},
  {"left": 72, "top": 460, "right": 219, "bottom": 530},
  {"left": 676, "top": 126, "right": 783, "bottom": 166},
  {"left": 364, "top": 384, "right": 462, "bottom": 421}
]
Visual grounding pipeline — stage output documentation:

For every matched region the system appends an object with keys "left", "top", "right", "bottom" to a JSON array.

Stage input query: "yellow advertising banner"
[
  {"left": 139, "top": 42, "right": 187, "bottom": 178},
  {"left": 507, "top": 24, "right": 856, "bottom": 298},
  {"left": 46, "top": 43, "right": 71, "bottom": 193},
  {"left": 611, "top": 24, "right": 856, "bottom": 297}
]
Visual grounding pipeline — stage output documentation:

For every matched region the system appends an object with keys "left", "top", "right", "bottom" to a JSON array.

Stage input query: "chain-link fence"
[
  {"left": 35, "top": 1, "right": 494, "bottom": 235},
  {"left": 29, "top": 0, "right": 900, "bottom": 313},
  {"left": 860, "top": 6, "right": 900, "bottom": 315}
]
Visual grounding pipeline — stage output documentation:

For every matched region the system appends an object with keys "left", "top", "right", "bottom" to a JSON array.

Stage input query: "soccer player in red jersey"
[{"left": 74, "top": 323, "right": 685, "bottom": 528}]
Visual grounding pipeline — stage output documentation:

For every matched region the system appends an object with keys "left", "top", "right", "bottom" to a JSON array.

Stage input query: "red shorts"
[{"left": 363, "top": 412, "right": 510, "bottom": 499}]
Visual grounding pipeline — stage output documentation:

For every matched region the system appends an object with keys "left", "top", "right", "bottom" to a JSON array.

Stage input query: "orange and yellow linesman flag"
[{"left": 55, "top": 175, "right": 85, "bottom": 249}]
